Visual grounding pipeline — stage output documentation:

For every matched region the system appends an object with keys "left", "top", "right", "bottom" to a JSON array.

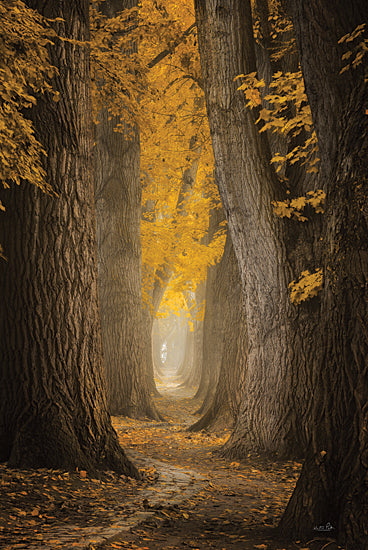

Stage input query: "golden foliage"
[
  {"left": 137, "top": 0, "right": 224, "bottom": 311},
  {"left": 272, "top": 189, "right": 325, "bottom": 221},
  {"left": 258, "top": 0, "right": 296, "bottom": 62},
  {"left": 90, "top": 0, "right": 224, "bottom": 314},
  {"left": 289, "top": 268, "right": 323, "bottom": 304},
  {"left": 339, "top": 23, "right": 368, "bottom": 82},
  {"left": 0, "top": 0, "right": 56, "bottom": 192},
  {"left": 90, "top": 2, "right": 149, "bottom": 131},
  {"left": 236, "top": 70, "right": 319, "bottom": 174}
]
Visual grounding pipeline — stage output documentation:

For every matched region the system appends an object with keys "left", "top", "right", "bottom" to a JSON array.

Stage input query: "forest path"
[
  {"left": 0, "top": 378, "right": 332, "bottom": 550},
  {"left": 100, "top": 376, "right": 326, "bottom": 550}
]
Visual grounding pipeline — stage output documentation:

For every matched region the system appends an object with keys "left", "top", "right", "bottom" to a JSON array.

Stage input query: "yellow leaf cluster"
[
  {"left": 289, "top": 268, "right": 323, "bottom": 304},
  {"left": 90, "top": 2, "right": 151, "bottom": 131},
  {"left": 272, "top": 189, "right": 325, "bottom": 222},
  {"left": 338, "top": 23, "right": 368, "bottom": 82},
  {"left": 236, "top": 70, "right": 319, "bottom": 174},
  {"left": 260, "top": 0, "right": 296, "bottom": 62},
  {"left": 0, "top": 0, "right": 56, "bottom": 192},
  {"left": 136, "top": 0, "right": 224, "bottom": 311},
  {"left": 90, "top": 1, "right": 223, "bottom": 315}
]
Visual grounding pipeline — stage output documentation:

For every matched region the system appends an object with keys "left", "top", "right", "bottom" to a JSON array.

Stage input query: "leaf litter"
[{"left": 0, "top": 383, "right": 342, "bottom": 550}]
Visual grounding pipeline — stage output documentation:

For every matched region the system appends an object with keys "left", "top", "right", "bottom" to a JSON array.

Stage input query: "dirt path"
[
  {"left": 0, "top": 376, "right": 341, "bottom": 550},
  {"left": 102, "top": 377, "right": 340, "bottom": 550}
]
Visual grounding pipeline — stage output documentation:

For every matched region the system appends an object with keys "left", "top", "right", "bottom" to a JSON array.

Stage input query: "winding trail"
[
  {"left": 93, "top": 374, "right": 311, "bottom": 550},
  {"left": 1, "top": 372, "right": 330, "bottom": 550}
]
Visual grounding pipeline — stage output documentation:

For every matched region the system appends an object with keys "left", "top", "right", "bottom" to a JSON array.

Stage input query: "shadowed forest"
[{"left": 0, "top": 1, "right": 367, "bottom": 549}]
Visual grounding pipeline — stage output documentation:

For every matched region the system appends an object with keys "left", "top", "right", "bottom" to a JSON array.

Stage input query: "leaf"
[{"left": 289, "top": 268, "right": 323, "bottom": 305}]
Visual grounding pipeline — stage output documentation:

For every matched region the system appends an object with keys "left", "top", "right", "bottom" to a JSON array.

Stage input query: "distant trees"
[{"left": 0, "top": 0, "right": 137, "bottom": 476}]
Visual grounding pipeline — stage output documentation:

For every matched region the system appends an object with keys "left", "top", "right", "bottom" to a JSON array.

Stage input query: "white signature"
[{"left": 314, "top": 522, "right": 335, "bottom": 532}]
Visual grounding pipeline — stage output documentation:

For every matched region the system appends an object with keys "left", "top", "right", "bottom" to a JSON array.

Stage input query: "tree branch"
[{"left": 147, "top": 22, "right": 196, "bottom": 69}]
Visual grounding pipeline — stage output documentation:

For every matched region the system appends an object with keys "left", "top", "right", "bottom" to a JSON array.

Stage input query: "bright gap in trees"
[{"left": 152, "top": 310, "right": 197, "bottom": 397}]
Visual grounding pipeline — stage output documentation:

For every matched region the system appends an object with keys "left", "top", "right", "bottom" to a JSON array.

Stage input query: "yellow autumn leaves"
[{"left": 0, "top": 0, "right": 56, "bottom": 193}]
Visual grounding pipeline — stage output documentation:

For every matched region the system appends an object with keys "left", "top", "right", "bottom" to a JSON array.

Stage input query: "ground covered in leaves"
[{"left": 0, "top": 379, "right": 343, "bottom": 550}]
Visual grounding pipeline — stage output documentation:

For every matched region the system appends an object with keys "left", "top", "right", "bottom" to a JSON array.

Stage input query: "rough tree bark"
[
  {"left": 94, "top": 0, "right": 160, "bottom": 419},
  {"left": 279, "top": 2, "right": 368, "bottom": 548},
  {"left": 193, "top": 206, "right": 225, "bottom": 406},
  {"left": 190, "top": 232, "right": 247, "bottom": 431},
  {"left": 0, "top": 0, "right": 138, "bottom": 476},
  {"left": 194, "top": 0, "right": 314, "bottom": 457}
]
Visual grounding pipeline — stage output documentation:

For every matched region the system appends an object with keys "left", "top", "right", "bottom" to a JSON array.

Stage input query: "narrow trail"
[
  {"left": 104, "top": 373, "right": 310, "bottom": 550},
  {"left": 0, "top": 374, "right": 336, "bottom": 550}
]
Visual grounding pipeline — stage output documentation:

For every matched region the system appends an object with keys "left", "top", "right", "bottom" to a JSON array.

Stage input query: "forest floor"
[{"left": 0, "top": 375, "right": 342, "bottom": 550}]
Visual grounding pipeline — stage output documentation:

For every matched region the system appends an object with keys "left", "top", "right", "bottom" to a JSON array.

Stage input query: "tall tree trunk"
[
  {"left": 176, "top": 325, "right": 195, "bottom": 383},
  {"left": 193, "top": 206, "right": 225, "bottom": 405},
  {"left": 190, "top": 233, "right": 247, "bottom": 431},
  {"left": 194, "top": 0, "right": 312, "bottom": 457},
  {"left": 176, "top": 287, "right": 204, "bottom": 390},
  {"left": 95, "top": 110, "right": 159, "bottom": 418},
  {"left": 152, "top": 317, "right": 165, "bottom": 380},
  {"left": 143, "top": 306, "right": 161, "bottom": 396},
  {"left": 0, "top": 0, "right": 137, "bottom": 476},
  {"left": 279, "top": 2, "right": 368, "bottom": 548},
  {"left": 95, "top": 0, "right": 160, "bottom": 419}
]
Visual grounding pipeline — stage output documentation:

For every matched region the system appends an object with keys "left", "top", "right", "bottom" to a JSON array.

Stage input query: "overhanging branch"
[{"left": 147, "top": 22, "right": 196, "bottom": 69}]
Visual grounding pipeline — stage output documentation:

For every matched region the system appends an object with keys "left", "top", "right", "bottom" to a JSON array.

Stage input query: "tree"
[
  {"left": 0, "top": 0, "right": 137, "bottom": 476},
  {"left": 191, "top": 207, "right": 225, "bottom": 407},
  {"left": 190, "top": 230, "right": 247, "bottom": 432},
  {"left": 0, "top": 0, "right": 57, "bottom": 258},
  {"left": 176, "top": 285, "right": 206, "bottom": 390},
  {"left": 91, "top": 0, "right": 224, "bottom": 405},
  {"left": 139, "top": 0, "right": 224, "bottom": 316},
  {"left": 93, "top": 0, "right": 160, "bottom": 419},
  {"left": 279, "top": 3, "right": 368, "bottom": 547},
  {"left": 194, "top": 0, "right": 319, "bottom": 458}
]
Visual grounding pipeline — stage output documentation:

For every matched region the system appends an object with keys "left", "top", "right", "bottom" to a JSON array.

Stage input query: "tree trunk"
[
  {"left": 143, "top": 306, "right": 162, "bottom": 396},
  {"left": 190, "top": 233, "right": 247, "bottom": 432},
  {"left": 279, "top": 2, "right": 368, "bottom": 548},
  {"left": 194, "top": 0, "right": 313, "bottom": 457},
  {"left": 176, "top": 324, "right": 195, "bottom": 383},
  {"left": 0, "top": 0, "right": 138, "bottom": 477},
  {"left": 152, "top": 317, "right": 165, "bottom": 380},
  {"left": 193, "top": 206, "right": 225, "bottom": 405},
  {"left": 94, "top": 0, "right": 160, "bottom": 419},
  {"left": 95, "top": 108, "right": 159, "bottom": 418}
]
